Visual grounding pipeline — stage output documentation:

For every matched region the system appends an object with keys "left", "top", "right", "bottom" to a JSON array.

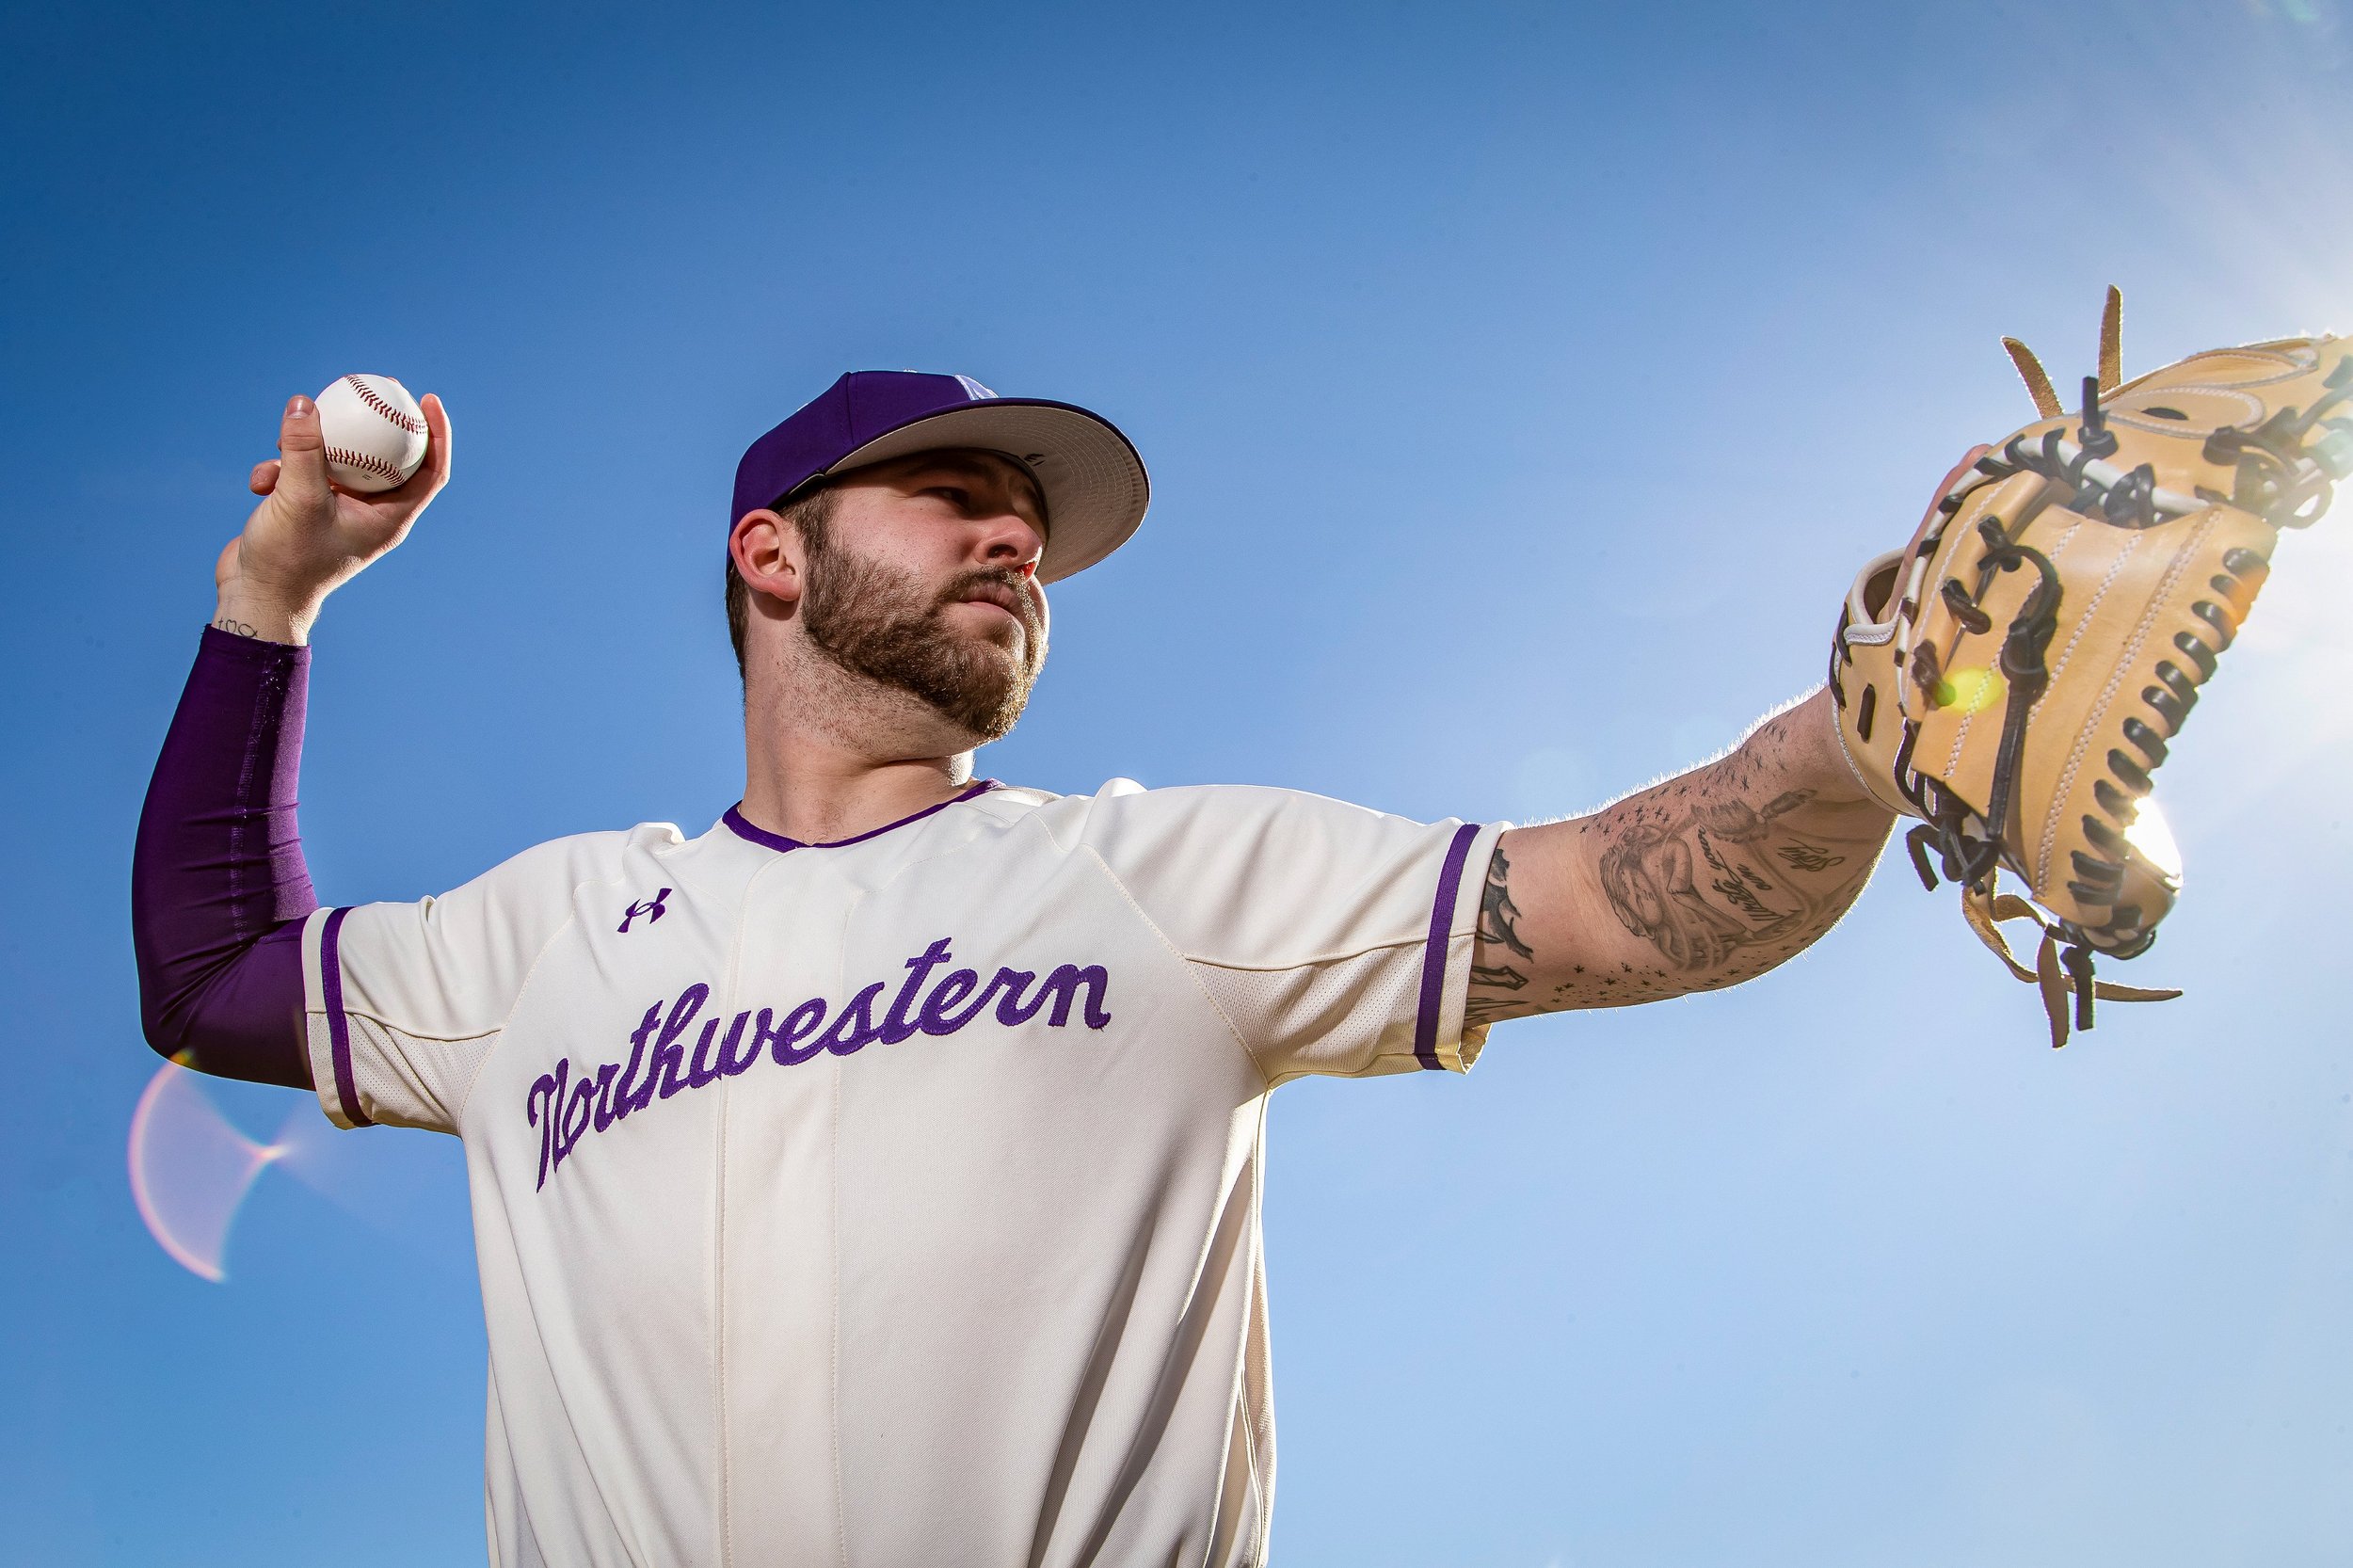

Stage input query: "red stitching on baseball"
[
  {"left": 342, "top": 376, "right": 425, "bottom": 435},
  {"left": 326, "top": 446, "right": 406, "bottom": 484}
]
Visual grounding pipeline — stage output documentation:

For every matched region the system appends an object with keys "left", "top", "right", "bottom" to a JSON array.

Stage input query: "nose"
[{"left": 976, "top": 510, "right": 1046, "bottom": 574}]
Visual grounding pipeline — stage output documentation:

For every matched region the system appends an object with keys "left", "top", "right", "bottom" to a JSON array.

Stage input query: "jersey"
[{"left": 296, "top": 778, "right": 1505, "bottom": 1568}]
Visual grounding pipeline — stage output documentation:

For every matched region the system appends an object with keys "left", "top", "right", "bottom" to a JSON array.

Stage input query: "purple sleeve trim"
[
  {"left": 1412, "top": 824, "right": 1483, "bottom": 1071},
  {"left": 131, "top": 628, "right": 320, "bottom": 1089},
  {"left": 723, "top": 778, "right": 1000, "bottom": 854},
  {"left": 318, "top": 907, "right": 373, "bottom": 1127}
]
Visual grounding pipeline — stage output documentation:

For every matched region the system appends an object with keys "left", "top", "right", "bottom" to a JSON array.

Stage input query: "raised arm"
[
  {"left": 131, "top": 391, "right": 451, "bottom": 1083},
  {"left": 135, "top": 630, "right": 319, "bottom": 1085},
  {"left": 1467, "top": 688, "right": 1895, "bottom": 1023}
]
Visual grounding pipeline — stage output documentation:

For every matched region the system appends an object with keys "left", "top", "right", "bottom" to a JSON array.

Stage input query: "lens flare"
[
  {"left": 2125, "top": 796, "right": 2184, "bottom": 882},
  {"left": 1936, "top": 665, "right": 2006, "bottom": 715},
  {"left": 126, "top": 1058, "right": 291, "bottom": 1283}
]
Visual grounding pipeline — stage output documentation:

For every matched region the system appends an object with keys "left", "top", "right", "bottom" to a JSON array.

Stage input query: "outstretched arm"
[{"left": 1467, "top": 688, "right": 1894, "bottom": 1024}]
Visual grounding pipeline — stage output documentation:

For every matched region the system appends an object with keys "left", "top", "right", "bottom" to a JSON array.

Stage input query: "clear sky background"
[{"left": 5, "top": 1, "right": 2351, "bottom": 1563}]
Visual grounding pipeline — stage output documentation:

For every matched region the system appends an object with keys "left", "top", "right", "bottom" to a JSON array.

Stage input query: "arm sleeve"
[
  {"left": 302, "top": 830, "right": 648, "bottom": 1133},
  {"left": 1072, "top": 783, "right": 1508, "bottom": 1086},
  {"left": 131, "top": 628, "right": 319, "bottom": 1089}
]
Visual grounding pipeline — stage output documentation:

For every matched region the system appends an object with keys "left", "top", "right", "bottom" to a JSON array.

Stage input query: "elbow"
[
  {"left": 129, "top": 872, "right": 192, "bottom": 1064},
  {"left": 135, "top": 970, "right": 197, "bottom": 1065},
  {"left": 131, "top": 905, "right": 238, "bottom": 1066},
  {"left": 131, "top": 917, "right": 183, "bottom": 1062},
  {"left": 128, "top": 920, "right": 314, "bottom": 1089}
]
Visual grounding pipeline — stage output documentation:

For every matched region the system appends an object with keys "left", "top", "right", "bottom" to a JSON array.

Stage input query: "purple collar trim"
[{"left": 723, "top": 779, "right": 1000, "bottom": 854}]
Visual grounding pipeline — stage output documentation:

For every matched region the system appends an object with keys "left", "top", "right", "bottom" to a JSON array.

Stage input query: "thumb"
[{"left": 273, "top": 393, "right": 333, "bottom": 504}]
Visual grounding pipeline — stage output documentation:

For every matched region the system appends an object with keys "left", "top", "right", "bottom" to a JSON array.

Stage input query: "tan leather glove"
[{"left": 1829, "top": 290, "right": 2351, "bottom": 1044}]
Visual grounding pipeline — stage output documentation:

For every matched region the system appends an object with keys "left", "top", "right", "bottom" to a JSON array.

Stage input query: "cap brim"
[{"left": 821, "top": 399, "right": 1148, "bottom": 583}]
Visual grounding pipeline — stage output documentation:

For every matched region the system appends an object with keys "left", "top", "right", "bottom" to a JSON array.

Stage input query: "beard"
[{"left": 798, "top": 531, "right": 1047, "bottom": 743}]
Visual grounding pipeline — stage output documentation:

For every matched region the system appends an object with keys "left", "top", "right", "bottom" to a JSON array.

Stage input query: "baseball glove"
[{"left": 1830, "top": 289, "right": 2352, "bottom": 1045}]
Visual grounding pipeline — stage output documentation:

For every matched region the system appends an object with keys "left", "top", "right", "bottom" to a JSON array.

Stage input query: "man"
[{"left": 135, "top": 371, "right": 1899, "bottom": 1565}]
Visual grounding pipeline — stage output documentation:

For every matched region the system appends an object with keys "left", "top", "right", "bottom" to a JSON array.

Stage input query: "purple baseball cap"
[{"left": 731, "top": 371, "right": 1149, "bottom": 584}]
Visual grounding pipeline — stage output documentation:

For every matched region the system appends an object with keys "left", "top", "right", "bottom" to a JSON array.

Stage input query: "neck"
[{"left": 739, "top": 640, "right": 979, "bottom": 845}]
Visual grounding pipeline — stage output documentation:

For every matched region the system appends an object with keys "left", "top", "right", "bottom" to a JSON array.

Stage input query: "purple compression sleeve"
[{"left": 132, "top": 627, "right": 320, "bottom": 1089}]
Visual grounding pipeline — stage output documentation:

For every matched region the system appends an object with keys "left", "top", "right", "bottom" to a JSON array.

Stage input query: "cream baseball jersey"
[{"left": 297, "top": 778, "right": 1504, "bottom": 1568}]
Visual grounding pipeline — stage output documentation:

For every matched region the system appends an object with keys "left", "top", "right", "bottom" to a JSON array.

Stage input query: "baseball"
[{"left": 315, "top": 373, "right": 428, "bottom": 493}]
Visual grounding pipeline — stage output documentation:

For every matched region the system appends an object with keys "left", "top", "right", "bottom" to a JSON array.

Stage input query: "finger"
[
  {"left": 214, "top": 536, "right": 242, "bottom": 590},
  {"left": 248, "top": 459, "right": 280, "bottom": 495},
  {"left": 274, "top": 393, "right": 332, "bottom": 503},
  {"left": 1924, "top": 444, "right": 1993, "bottom": 522}
]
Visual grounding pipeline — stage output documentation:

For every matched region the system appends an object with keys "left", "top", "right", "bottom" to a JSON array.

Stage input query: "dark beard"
[{"left": 798, "top": 531, "right": 1046, "bottom": 743}]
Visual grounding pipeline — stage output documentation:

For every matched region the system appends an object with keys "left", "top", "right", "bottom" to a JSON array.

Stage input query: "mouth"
[{"left": 952, "top": 580, "right": 1032, "bottom": 629}]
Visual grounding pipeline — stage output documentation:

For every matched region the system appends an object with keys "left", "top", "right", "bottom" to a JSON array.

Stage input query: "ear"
[{"left": 729, "top": 508, "right": 806, "bottom": 608}]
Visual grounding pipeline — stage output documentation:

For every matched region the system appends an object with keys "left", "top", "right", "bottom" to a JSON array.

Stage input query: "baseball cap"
[{"left": 731, "top": 371, "right": 1149, "bottom": 584}]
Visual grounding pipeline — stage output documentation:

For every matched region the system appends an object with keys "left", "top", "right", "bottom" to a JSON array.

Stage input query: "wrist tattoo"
[{"left": 211, "top": 616, "right": 259, "bottom": 638}]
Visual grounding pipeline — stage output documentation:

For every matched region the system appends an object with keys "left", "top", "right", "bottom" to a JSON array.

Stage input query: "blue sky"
[{"left": 5, "top": 0, "right": 2352, "bottom": 1562}]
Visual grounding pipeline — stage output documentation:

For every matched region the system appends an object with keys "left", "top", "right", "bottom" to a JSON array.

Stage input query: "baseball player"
[{"left": 135, "top": 371, "right": 1902, "bottom": 1565}]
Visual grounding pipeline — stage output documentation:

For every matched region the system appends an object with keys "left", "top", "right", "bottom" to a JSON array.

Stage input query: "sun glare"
[{"left": 2124, "top": 796, "right": 2185, "bottom": 882}]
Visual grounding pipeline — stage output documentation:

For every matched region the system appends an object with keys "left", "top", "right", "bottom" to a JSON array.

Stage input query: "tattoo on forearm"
[
  {"left": 1467, "top": 962, "right": 1528, "bottom": 995},
  {"left": 1478, "top": 847, "right": 1532, "bottom": 959},
  {"left": 1596, "top": 788, "right": 1862, "bottom": 972},
  {"left": 211, "top": 616, "right": 259, "bottom": 638},
  {"left": 1465, "top": 705, "right": 1887, "bottom": 1024},
  {"left": 1467, "top": 844, "right": 1529, "bottom": 1026},
  {"left": 1464, "top": 993, "right": 1519, "bottom": 1029},
  {"left": 1466, "top": 848, "right": 1533, "bottom": 1019}
]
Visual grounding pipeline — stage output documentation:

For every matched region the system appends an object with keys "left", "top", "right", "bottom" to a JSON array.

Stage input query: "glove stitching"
[
  {"left": 2035, "top": 510, "right": 2218, "bottom": 890},
  {"left": 2024, "top": 524, "right": 2144, "bottom": 885}
]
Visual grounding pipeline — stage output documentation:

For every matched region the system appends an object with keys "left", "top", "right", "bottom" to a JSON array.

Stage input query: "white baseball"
[{"left": 315, "top": 374, "right": 428, "bottom": 493}]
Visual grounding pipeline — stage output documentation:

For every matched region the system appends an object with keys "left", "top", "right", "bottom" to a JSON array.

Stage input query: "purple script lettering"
[
  {"left": 983, "top": 965, "right": 1112, "bottom": 1029},
  {"left": 525, "top": 1062, "right": 563, "bottom": 1191},
  {"left": 605, "top": 1003, "right": 662, "bottom": 1125},
  {"left": 686, "top": 1015, "right": 733, "bottom": 1090},
  {"left": 529, "top": 939, "right": 1113, "bottom": 1189},
  {"left": 757, "top": 1000, "right": 827, "bottom": 1066},
  {"left": 716, "top": 1011, "right": 761, "bottom": 1077},
  {"left": 627, "top": 984, "right": 707, "bottom": 1108},
  {"left": 817, "top": 983, "right": 888, "bottom": 1058},
  {"left": 1033, "top": 965, "right": 1113, "bottom": 1030},
  {"left": 560, "top": 1076, "right": 597, "bottom": 1164},
  {"left": 880, "top": 939, "right": 954, "bottom": 1044},
  {"left": 916, "top": 969, "right": 982, "bottom": 1035}
]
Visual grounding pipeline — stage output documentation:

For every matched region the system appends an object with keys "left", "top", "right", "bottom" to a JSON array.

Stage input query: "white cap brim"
[{"left": 824, "top": 400, "right": 1149, "bottom": 584}]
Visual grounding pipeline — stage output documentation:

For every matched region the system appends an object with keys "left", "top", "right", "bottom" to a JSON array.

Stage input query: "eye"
[{"left": 925, "top": 486, "right": 972, "bottom": 508}]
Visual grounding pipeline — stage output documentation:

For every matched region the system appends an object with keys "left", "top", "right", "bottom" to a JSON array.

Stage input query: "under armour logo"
[{"left": 618, "top": 888, "right": 672, "bottom": 934}]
